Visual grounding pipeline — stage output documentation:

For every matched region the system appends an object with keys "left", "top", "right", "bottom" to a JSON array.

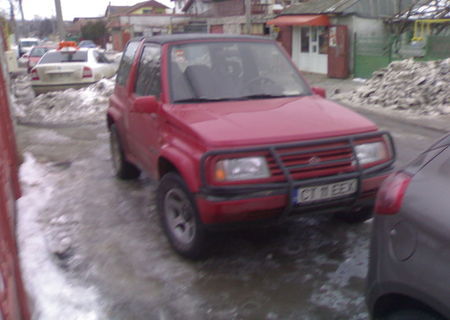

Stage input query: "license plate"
[
  {"left": 294, "top": 179, "right": 357, "bottom": 204},
  {"left": 49, "top": 73, "right": 72, "bottom": 79}
]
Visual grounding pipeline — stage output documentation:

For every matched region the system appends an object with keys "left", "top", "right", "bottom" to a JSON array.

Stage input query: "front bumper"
[
  {"left": 196, "top": 131, "right": 395, "bottom": 225},
  {"left": 197, "top": 172, "right": 390, "bottom": 225}
]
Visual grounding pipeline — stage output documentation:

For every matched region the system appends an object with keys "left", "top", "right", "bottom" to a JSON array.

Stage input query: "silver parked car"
[{"left": 367, "top": 133, "right": 450, "bottom": 320}]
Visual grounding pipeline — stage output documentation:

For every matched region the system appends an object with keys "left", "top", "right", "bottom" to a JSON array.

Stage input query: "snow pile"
[
  {"left": 14, "top": 78, "right": 115, "bottom": 125},
  {"left": 336, "top": 58, "right": 450, "bottom": 115},
  {"left": 17, "top": 154, "right": 104, "bottom": 320}
]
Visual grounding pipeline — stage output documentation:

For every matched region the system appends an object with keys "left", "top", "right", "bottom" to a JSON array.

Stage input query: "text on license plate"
[{"left": 294, "top": 179, "right": 357, "bottom": 204}]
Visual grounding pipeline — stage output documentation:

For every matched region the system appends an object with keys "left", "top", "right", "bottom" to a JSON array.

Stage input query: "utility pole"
[
  {"left": 54, "top": 0, "right": 65, "bottom": 40},
  {"left": 8, "top": 0, "right": 18, "bottom": 44},
  {"left": 245, "top": 0, "right": 251, "bottom": 34}
]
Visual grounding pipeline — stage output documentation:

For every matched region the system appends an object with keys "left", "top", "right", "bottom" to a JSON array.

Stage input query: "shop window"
[{"left": 318, "top": 27, "right": 329, "bottom": 54}]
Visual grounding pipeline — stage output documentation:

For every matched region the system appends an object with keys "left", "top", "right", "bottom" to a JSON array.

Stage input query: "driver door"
[{"left": 128, "top": 44, "right": 162, "bottom": 177}]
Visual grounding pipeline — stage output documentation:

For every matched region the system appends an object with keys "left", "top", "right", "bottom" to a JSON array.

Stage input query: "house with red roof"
[{"left": 106, "top": 0, "right": 191, "bottom": 51}]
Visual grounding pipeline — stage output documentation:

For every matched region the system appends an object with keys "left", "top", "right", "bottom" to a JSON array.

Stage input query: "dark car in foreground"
[
  {"left": 367, "top": 133, "right": 450, "bottom": 320},
  {"left": 108, "top": 34, "right": 396, "bottom": 258}
]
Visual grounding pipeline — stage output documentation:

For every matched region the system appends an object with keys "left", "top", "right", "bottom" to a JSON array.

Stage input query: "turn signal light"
[
  {"left": 31, "top": 68, "right": 39, "bottom": 81},
  {"left": 375, "top": 172, "right": 412, "bottom": 215},
  {"left": 82, "top": 66, "right": 93, "bottom": 78}
]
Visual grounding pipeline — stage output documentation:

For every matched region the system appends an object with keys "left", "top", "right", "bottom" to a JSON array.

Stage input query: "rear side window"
[
  {"left": 40, "top": 51, "right": 88, "bottom": 64},
  {"left": 30, "top": 47, "right": 49, "bottom": 57},
  {"left": 93, "top": 51, "right": 111, "bottom": 63},
  {"left": 135, "top": 45, "right": 161, "bottom": 97},
  {"left": 116, "top": 41, "right": 140, "bottom": 86}
]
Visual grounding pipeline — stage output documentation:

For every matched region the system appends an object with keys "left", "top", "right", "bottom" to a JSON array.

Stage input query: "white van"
[{"left": 18, "top": 37, "right": 39, "bottom": 56}]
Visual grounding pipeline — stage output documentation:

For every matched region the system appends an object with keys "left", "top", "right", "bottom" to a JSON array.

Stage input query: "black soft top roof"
[{"left": 132, "top": 33, "right": 271, "bottom": 45}]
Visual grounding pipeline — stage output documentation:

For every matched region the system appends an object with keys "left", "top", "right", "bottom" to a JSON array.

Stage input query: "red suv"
[{"left": 107, "top": 34, "right": 395, "bottom": 258}]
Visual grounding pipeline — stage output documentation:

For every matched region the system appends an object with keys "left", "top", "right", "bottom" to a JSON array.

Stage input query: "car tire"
[
  {"left": 157, "top": 172, "right": 208, "bottom": 259},
  {"left": 382, "top": 309, "right": 445, "bottom": 320},
  {"left": 334, "top": 206, "right": 373, "bottom": 223},
  {"left": 109, "top": 124, "right": 140, "bottom": 180}
]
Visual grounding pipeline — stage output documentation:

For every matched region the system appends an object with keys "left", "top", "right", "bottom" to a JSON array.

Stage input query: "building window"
[
  {"left": 240, "top": 24, "right": 264, "bottom": 35},
  {"left": 143, "top": 9, "right": 152, "bottom": 14},
  {"left": 301, "top": 28, "right": 309, "bottom": 53}
]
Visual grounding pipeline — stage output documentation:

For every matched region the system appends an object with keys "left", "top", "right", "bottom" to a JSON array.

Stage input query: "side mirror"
[
  {"left": 311, "top": 87, "right": 326, "bottom": 98},
  {"left": 133, "top": 96, "right": 158, "bottom": 114}
]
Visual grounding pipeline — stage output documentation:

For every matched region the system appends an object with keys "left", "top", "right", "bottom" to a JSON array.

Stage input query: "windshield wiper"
[
  {"left": 237, "top": 93, "right": 307, "bottom": 100},
  {"left": 173, "top": 97, "right": 236, "bottom": 103},
  {"left": 174, "top": 94, "right": 308, "bottom": 103}
]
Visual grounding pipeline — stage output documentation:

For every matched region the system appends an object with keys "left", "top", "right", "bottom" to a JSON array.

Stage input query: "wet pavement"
[{"left": 15, "top": 89, "right": 445, "bottom": 319}]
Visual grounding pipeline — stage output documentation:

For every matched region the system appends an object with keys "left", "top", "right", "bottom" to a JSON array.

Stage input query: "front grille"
[{"left": 267, "top": 141, "right": 355, "bottom": 182}]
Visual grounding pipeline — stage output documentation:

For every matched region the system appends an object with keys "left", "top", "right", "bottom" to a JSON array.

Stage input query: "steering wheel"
[{"left": 243, "top": 76, "right": 278, "bottom": 95}]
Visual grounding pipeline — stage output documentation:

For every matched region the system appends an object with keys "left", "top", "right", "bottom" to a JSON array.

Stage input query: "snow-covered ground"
[
  {"left": 17, "top": 154, "right": 105, "bottom": 320},
  {"left": 12, "top": 77, "right": 115, "bottom": 125}
]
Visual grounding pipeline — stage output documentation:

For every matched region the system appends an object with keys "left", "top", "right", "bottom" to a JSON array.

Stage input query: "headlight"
[
  {"left": 354, "top": 142, "right": 388, "bottom": 165},
  {"left": 215, "top": 157, "right": 270, "bottom": 181}
]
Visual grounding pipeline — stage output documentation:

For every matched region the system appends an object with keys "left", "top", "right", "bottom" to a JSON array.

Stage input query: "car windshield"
[
  {"left": 79, "top": 41, "right": 96, "bottom": 48},
  {"left": 30, "top": 47, "right": 49, "bottom": 57},
  {"left": 20, "top": 41, "right": 38, "bottom": 47},
  {"left": 169, "top": 41, "right": 310, "bottom": 103},
  {"left": 39, "top": 51, "right": 88, "bottom": 64}
]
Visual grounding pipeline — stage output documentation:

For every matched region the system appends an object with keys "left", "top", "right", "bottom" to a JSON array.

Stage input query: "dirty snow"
[
  {"left": 335, "top": 58, "right": 450, "bottom": 116},
  {"left": 12, "top": 76, "right": 115, "bottom": 125},
  {"left": 17, "top": 153, "right": 104, "bottom": 320}
]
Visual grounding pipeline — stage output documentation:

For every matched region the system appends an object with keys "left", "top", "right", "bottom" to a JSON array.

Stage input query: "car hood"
[{"left": 166, "top": 95, "right": 378, "bottom": 148}]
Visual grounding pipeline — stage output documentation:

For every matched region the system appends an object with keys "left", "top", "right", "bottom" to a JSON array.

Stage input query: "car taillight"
[
  {"left": 375, "top": 172, "right": 412, "bottom": 215},
  {"left": 82, "top": 66, "right": 93, "bottom": 78},
  {"left": 31, "top": 68, "right": 39, "bottom": 81}
]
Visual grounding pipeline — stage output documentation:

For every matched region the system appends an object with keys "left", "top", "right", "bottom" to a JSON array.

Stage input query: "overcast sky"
[{"left": 0, "top": 0, "right": 174, "bottom": 21}]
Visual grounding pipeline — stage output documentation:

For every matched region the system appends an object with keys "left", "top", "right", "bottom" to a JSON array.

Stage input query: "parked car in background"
[
  {"left": 367, "top": 133, "right": 450, "bottom": 320},
  {"left": 31, "top": 42, "right": 117, "bottom": 94},
  {"left": 27, "top": 45, "right": 56, "bottom": 73},
  {"left": 79, "top": 40, "right": 97, "bottom": 48},
  {"left": 18, "top": 37, "right": 39, "bottom": 57},
  {"left": 107, "top": 34, "right": 396, "bottom": 259}
]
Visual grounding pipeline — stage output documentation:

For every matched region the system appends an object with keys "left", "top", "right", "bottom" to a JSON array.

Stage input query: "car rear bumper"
[
  {"left": 32, "top": 81, "right": 96, "bottom": 94},
  {"left": 196, "top": 172, "right": 390, "bottom": 225}
]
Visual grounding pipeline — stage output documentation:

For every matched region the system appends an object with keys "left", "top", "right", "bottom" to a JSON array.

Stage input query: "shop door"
[
  {"left": 327, "top": 25, "right": 349, "bottom": 78},
  {"left": 293, "top": 26, "right": 328, "bottom": 74}
]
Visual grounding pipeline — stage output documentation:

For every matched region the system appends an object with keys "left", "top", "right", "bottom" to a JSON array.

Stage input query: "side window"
[
  {"left": 116, "top": 41, "right": 139, "bottom": 86},
  {"left": 134, "top": 45, "right": 161, "bottom": 97},
  {"left": 98, "top": 52, "right": 110, "bottom": 63}
]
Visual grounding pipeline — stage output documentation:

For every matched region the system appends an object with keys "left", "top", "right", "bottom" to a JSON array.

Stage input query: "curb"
[
  {"left": 16, "top": 118, "right": 104, "bottom": 129},
  {"left": 335, "top": 100, "right": 449, "bottom": 134}
]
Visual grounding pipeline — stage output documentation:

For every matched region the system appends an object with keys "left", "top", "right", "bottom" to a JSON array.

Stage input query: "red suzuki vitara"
[{"left": 107, "top": 34, "right": 395, "bottom": 258}]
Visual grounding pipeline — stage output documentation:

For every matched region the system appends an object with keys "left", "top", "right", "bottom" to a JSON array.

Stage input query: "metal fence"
[
  {"left": 353, "top": 34, "right": 450, "bottom": 78},
  {"left": 353, "top": 35, "right": 394, "bottom": 79}
]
